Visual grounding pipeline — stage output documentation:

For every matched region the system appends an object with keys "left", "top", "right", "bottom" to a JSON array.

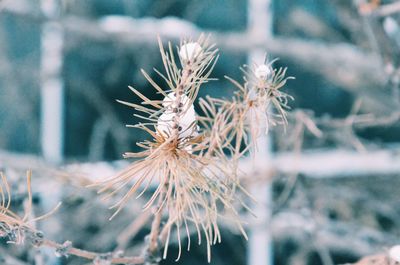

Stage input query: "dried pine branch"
[
  {"left": 199, "top": 55, "right": 294, "bottom": 158},
  {"left": 93, "top": 35, "right": 249, "bottom": 262}
]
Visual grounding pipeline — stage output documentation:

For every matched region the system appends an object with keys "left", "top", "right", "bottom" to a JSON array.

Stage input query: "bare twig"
[
  {"left": 144, "top": 183, "right": 168, "bottom": 265},
  {"left": 147, "top": 184, "right": 167, "bottom": 255},
  {"left": 41, "top": 239, "right": 145, "bottom": 264}
]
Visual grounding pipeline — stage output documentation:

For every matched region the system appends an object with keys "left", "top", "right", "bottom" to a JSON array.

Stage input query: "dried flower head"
[{"left": 95, "top": 35, "right": 248, "bottom": 262}]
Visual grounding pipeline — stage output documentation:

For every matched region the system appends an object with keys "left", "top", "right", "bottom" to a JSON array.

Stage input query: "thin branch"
[
  {"left": 147, "top": 183, "right": 168, "bottom": 256},
  {"left": 41, "top": 239, "right": 145, "bottom": 264}
]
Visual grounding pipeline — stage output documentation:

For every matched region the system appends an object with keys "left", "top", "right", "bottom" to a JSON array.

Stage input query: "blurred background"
[{"left": 0, "top": 0, "right": 400, "bottom": 264}]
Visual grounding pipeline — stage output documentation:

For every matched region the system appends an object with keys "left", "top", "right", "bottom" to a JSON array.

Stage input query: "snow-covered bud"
[
  {"left": 162, "top": 92, "right": 191, "bottom": 110},
  {"left": 255, "top": 64, "right": 272, "bottom": 80},
  {"left": 390, "top": 245, "right": 400, "bottom": 262},
  {"left": 157, "top": 93, "right": 197, "bottom": 139},
  {"left": 179, "top": 42, "right": 202, "bottom": 61}
]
